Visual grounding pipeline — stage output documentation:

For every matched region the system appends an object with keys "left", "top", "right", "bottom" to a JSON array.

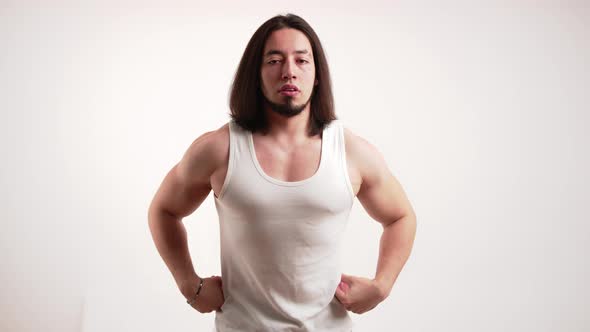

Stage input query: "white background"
[{"left": 1, "top": 1, "right": 588, "bottom": 331}]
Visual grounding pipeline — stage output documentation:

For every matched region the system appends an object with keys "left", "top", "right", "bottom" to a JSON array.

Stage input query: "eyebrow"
[{"left": 264, "top": 49, "right": 310, "bottom": 57}]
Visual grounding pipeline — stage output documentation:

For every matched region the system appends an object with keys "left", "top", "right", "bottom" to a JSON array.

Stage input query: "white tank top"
[{"left": 213, "top": 119, "right": 355, "bottom": 332}]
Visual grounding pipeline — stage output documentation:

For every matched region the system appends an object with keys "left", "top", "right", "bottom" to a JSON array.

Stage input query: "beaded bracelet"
[{"left": 186, "top": 277, "right": 203, "bottom": 305}]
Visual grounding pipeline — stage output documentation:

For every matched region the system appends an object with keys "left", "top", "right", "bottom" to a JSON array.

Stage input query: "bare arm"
[
  {"left": 346, "top": 128, "right": 417, "bottom": 298},
  {"left": 147, "top": 126, "right": 228, "bottom": 299}
]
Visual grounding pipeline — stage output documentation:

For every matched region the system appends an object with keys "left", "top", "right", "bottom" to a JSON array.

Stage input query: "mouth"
[
  {"left": 278, "top": 84, "right": 300, "bottom": 97},
  {"left": 279, "top": 90, "right": 299, "bottom": 97},
  {"left": 279, "top": 84, "right": 299, "bottom": 93}
]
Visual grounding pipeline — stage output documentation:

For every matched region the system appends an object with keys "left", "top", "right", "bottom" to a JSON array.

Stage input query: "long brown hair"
[{"left": 228, "top": 13, "right": 336, "bottom": 136}]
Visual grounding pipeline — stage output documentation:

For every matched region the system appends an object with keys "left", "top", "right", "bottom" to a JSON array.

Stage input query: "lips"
[{"left": 279, "top": 84, "right": 299, "bottom": 92}]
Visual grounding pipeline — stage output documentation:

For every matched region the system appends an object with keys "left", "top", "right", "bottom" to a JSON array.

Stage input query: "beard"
[{"left": 263, "top": 92, "right": 313, "bottom": 118}]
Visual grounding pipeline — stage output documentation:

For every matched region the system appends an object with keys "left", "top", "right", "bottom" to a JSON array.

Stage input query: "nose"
[{"left": 281, "top": 58, "right": 296, "bottom": 80}]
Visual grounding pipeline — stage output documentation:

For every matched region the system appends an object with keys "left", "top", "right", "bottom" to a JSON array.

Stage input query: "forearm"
[
  {"left": 148, "top": 207, "right": 199, "bottom": 296},
  {"left": 374, "top": 214, "right": 416, "bottom": 298}
]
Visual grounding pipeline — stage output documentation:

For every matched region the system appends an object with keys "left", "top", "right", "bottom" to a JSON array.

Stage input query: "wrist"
[
  {"left": 178, "top": 274, "right": 201, "bottom": 299},
  {"left": 373, "top": 275, "right": 393, "bottom": 299},
  {"left": 186, "top": 276, "right": 204, "bottom": 305}
]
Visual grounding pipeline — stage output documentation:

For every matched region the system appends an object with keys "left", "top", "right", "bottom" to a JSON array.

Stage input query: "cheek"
[
  {"left": 306, "top": 69, "right": 316, "bottom": 87},
  {"left": 305, "top": 67, "right": 316, "bottom": 81},
  {"left": 260, "top": 73, "right": 271, "bottom": 92}
]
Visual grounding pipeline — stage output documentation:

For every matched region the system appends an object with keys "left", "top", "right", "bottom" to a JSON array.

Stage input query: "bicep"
[
  {"left": 354, "top": 141, "right": 414, "bottom": 226},
  {"left": 149, "top": 134, "right": 215, "bottom": 218}
]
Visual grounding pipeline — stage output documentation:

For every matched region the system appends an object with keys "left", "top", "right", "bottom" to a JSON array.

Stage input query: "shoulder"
[
  {"left": 180, "top": 122, "right": 229, "bottom": 179},
  {"left": 342, "top": 125, "right": 383, "bottom": 166},
  {"left": 342, "top": 125, "right": 388, "bottom": 183},
  {"left": 187, "top": 122, "right": 228, "bottom": 157}
]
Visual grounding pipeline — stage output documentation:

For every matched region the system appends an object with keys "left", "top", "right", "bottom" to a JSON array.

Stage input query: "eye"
[
  {"left": 268, "top": 59, "right": 281, "bottom": 64},
  {"left": 298, "top": 59, "right": 309, "bottom": 64}
]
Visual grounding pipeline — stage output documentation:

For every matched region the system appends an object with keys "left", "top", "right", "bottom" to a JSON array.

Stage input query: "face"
[{"left": 260, "top": 28, "right": 317, "bottom": 118}]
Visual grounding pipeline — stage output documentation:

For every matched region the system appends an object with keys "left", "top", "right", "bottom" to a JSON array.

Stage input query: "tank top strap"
[
  {"left": 325, "top": 119, "right": 355, "bottom": 201},
  {"left": 216, "top": 120, "right": 249, "bottom": 200}
]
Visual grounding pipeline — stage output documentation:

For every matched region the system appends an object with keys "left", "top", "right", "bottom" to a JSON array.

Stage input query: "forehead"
[{"left": 263, "top": 28, "right": 313, "bottom": 57}]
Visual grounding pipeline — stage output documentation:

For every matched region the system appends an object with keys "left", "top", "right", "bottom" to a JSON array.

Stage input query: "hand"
[
  {"left": 183, "top": 275, "right": 225, "bottom": 313},
  {"left": 334, "top": 273, "right": 386, "bottom": 314}
]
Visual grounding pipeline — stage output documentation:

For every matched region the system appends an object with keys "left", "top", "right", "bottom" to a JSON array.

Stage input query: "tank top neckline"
[{"left": 247, "top": 126, "right": 328, "bottom": 187}]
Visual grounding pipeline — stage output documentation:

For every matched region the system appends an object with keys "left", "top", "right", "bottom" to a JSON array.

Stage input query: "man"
[{"left": 148, "top": 13, "right": 416, "bottom": 331}]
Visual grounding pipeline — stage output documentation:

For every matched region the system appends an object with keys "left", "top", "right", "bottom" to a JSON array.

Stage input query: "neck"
[{"left": 262, "top": 104, "right": 314, "bottom": 141}]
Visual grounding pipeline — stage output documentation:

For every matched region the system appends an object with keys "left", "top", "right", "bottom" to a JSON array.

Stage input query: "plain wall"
[{"left": 1, "top": 1, "right": 588, "bottom": 331}]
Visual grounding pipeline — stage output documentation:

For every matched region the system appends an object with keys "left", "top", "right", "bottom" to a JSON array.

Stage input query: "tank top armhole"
[
  {"left": 338, "top": 122, "right": 356, "bottom": 203},
  {"left": 215, "top": 121, "right": 235, "bottom": 200}
]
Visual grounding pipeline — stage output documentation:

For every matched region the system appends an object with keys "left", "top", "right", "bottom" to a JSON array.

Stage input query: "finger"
[
  {"left": 334, "top": 286, "right": 346, "bottom": 302},
  {"left": 338, "top": 280, "right": 350, "bottom": 293}
]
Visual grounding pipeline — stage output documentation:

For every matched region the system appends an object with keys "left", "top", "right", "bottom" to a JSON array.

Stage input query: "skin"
[
  {"left": 148, "top": 28, "right": 417, "bottom": 315},
  {"left": 260, "top": 28, "right": 317, "bottom": 118}
]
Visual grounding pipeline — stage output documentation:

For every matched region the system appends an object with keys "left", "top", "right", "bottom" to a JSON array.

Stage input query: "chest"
[
  {"left": 253, "top": 137, "right": 322, "bottom": 183},
  {"left": 210, "top": 129, "right": 362, "bottom": 198}
]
